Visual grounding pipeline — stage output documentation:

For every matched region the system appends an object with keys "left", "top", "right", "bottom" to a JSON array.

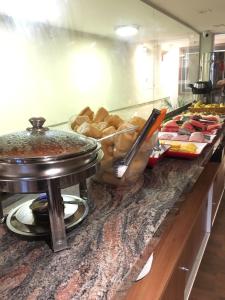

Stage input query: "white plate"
[
  {"left": 158, "top": 132, "right": 216, "bottom": 144},
  {"left": 160, "top": 140, "right": 208, "bottom": 155}
]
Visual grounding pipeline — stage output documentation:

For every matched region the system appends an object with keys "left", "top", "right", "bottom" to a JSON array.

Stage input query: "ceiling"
[
  {"left": 0, "top": 0, "right": 199, "bottom": 44},
  {"left": 1, "top": 0, "right": 224, "bottom": 44},
  {"left": 144, "top": 0, "right": 225, "bottom": 34},
  {"left": 59, "top": 0, "right": 198, "bottom": 43}
]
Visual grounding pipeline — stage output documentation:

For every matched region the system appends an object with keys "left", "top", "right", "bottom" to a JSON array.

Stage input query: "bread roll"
[
  {"left": 117, "top": 122, "right": 137, "bottom": 134},
  {"left": 113, "top": 148, "right": 126, "bottom": 159},
  {"left": 101, "top": 126, "right": 116, "bottom": 145},
  {"left": 92, "top": 122, "right": 108, "bottom": 132},
  {"left": 107, "top": 145, "right": 113, "bottom": 155},
  {"left": 100, "top": 159, "right": 113, "bottom": 171},
  {"left": 104, "top": 114, "right": 123, "bottom": 129},
  {"left": 94, "top": 107, "right": 109, "bottom": 122},
  {"left": 129, "top": 116, "right": 146, "bottom": 132},
  {"left": 114, "top": 135, "right": 133, "bottom": 152},
  {"left": 72, "top": 124, "right": 79, "bottom": 132},
  {"left": 114, "top": 123, "right": 137, "bottom": 152},
  {"left": 100, "top": 143, "right": 113, "bottom": 173},
  {"left": 72, "top": 115, "right": 90, "bottom": 128},
  {"left": 78, "top": 106, "right": 94, "bottom": 120},
  {"left": 77, "top": 122, "right": 102, "bottom": 138}
]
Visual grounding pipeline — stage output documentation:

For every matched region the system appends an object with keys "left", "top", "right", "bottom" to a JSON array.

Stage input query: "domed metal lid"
[{"left": 0, "top": 117, "right": 98, "bottom": 163}]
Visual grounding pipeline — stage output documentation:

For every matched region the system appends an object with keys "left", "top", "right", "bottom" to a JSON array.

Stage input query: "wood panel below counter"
[{"left": 125, "top": 158, "right": 225, "bottom": 300}]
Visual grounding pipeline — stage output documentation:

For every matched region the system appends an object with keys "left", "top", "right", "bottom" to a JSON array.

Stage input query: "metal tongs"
[
  {"left": 97, "top": 125, "right": 138, "bottom": 142},
  {"left": 113, "top": 109, "right": 161, "bottom": 178}
]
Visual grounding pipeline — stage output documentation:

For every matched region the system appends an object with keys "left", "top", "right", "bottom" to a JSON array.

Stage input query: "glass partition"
[
  {"left": 214, "top": 34, "right": 225, "bottom": 51},
  {"left": 0, "top": 0, "right": 200, "bottom": 134}
]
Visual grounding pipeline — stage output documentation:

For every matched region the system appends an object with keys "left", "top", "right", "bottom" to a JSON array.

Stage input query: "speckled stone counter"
[{"left": 0, "top": 135, "right": 223, "bottom": 300}]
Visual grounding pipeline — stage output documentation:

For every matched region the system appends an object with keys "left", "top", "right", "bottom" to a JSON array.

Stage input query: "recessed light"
[
  {"left": 115, "top": 25, "right": 139, "bottom": 37},
  {"left": 198, "top": 8, "right": 212, "bottom": 14}
]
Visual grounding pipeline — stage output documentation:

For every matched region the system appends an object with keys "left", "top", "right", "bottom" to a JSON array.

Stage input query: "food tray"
[
  {"left": 189, "top": 107, "right": 225, "bottom": 114},
  {"left": 158, "top": 132, "right": 216, "bottom": 144},
  {"left": 160, "top": 141, "right": 208, "bottom": 159}
]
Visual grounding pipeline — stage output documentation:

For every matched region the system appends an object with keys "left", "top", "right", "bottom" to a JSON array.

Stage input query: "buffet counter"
[{"left": 0, "top": 126, "right": 225, "bottom": 300}]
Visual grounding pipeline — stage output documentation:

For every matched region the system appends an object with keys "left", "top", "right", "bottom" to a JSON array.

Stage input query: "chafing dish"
[{"left": 0, "top": 117, "right": 103, "bottom": 252}]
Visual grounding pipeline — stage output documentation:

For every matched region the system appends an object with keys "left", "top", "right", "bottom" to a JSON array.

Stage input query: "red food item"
[
  {"left": 202, "top": 129, "right": 217, "bottom": 135},
  {"left": 163, "top": 120, "right": 179, "bottom": 128},
  {"left": 189, "top": 132, "right": 205, "bottom": 143},
  {"left": 161, "top": 127, "right": 179, "bottom": 132},
  {"left": 171, "top": 135, "right": 189, "bottom": 141},
  {"left": 207, "top": 123, "right": 222, "bottom": 131},
  {"left": 190, "top": 114, "right": 201, "bottom": 120},
  {"left": 189, "top": 119, "right": 206, "bottom": 130},
  {"left": 162, "top": 120, "right": 179, "bottom": 133},
  {"left": 181, "top": 121, "right": 195, "bottom": 133},
  {"left": 201, "top": 115, "right": 220, "bottom": 122},
  {"left": 173, "top": 115, "right": 182, "bottom": 121}
]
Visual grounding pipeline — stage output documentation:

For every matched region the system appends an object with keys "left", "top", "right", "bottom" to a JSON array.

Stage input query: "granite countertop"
[{"left": 0, "top": 131, "right": 224, "bottom": 300}]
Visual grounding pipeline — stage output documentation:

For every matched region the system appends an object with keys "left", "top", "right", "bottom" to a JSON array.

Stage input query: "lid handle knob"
[{"left": 27, "top": 117, "right": 49, "bottom": 133}]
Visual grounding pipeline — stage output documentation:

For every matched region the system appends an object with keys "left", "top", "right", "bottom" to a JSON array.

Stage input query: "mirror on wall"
[{"left": 0, "top": 0, "right": 200, "bottom": 134}]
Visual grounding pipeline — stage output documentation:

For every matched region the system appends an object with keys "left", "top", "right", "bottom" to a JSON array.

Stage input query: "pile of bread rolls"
[{"left": 71, "top": 106, "right": 157, "bottom": 185}]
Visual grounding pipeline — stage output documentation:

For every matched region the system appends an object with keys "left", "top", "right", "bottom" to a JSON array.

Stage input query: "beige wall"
[
  {"left": 0, "top": 22, "right": 198, "bottom": 135},
  {"left": 0, "top": 26, "right": 136, "bottom": 134}
]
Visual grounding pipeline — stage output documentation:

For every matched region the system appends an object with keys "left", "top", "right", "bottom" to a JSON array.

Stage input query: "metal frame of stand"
[
  {"left": 0, "top": 200, "right": 4, "bottom": 223},
  {"left": 45, "top": 179, "right": 89, "bottom": 252},
  {"left": 0, "top": 164, "right": 98, "bottom": 252}
]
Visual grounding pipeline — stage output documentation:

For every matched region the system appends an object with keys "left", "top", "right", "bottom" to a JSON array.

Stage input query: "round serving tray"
[{"left": 6, "top": 194, "right": 88, "bottom": 237}]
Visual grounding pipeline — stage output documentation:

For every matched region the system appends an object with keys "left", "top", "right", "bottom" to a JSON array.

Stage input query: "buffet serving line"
[
  {"left": 0, "top": 107, "right": 163, "bottom": 253},
  {"left": 1, "top": 106, "right": 225, "bottom": 300}
]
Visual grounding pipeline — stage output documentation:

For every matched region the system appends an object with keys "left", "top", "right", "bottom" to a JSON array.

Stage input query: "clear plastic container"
[
  {"left": 69, "top": 108, "right": 158, "bottom": 186},
  {"left": 94, "top": 130, "right": 158, "bottom": 186}
]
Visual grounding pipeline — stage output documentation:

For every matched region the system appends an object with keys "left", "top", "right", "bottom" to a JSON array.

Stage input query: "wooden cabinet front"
[
  {"left": 161, "top": 193, "right": 209, "bottom": 300},
  {"left": 185, "top": 194, "right": 208, "bottom": 283},
  {"left": 161, "top": 254, "right": 187, "bottom": 300},
  {"left": 212, "top": 161, "right": 225, "bottom": 222},
  {"left": 125, "top": 162, "right": 220, "bottom": 300}
]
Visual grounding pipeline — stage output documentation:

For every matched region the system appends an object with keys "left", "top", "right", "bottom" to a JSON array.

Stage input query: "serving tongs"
[
  {"left": 97, "top": 125, "right": 138, "bottom": 142},
  {"left": 114, "top": 108, "right": 161, "bottom": 178},
  {"left": 146, "top": 108, "right": 167, "bottom": 142},
  {"left": 147, "top": 109, "right": 168, "bottom": 158}
]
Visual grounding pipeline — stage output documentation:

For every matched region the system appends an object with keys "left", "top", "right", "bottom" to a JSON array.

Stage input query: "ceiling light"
[{"left": 115, "top": 25, "right": 139, "bottom": 38}]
